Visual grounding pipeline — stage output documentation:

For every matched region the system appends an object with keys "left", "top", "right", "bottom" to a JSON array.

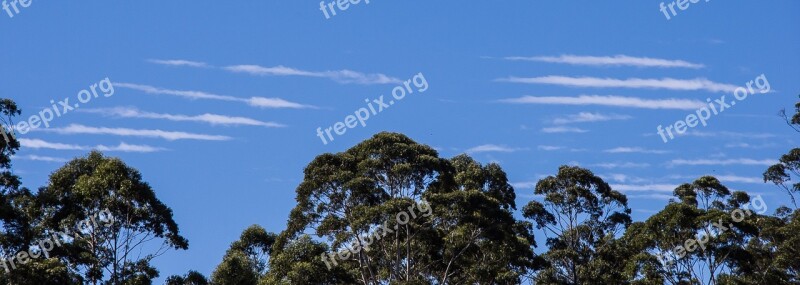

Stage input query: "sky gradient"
[{"left": 2, "top": 1, "right": 799, "bottom": 281}]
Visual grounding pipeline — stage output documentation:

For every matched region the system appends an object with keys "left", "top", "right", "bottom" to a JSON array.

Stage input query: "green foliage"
[
  {"left": 523, "top": 165, "right": 632, "bottom": 284},
  {"left": 33, "top": 151, "right": 188, "bottom": 284},
  {"left": 269, "top": 133, "right": 542, "bottom": 284},
  {"left": 210, "top": 225, "right": 276, "bottom": 284},
  {"left": 165, "top": 270, "right": 208, "bottom": 285},
  {"left": 0, "top": 96, "right": 797, "bottom": 284}
]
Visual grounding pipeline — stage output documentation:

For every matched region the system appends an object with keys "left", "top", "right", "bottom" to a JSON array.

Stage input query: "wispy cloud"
[
  {"left": 611, "top": 184, "right": 677, "bottom": 192},
  {"left": 541, "top": 126, "right": 588, "bottom": 133},
  {"left": 511, "top": 181, "right": 538, "bottom": 190},
  {"left": 96, "top": 143, "right": 167, "bottom": 153},
  {"left": 20, "top": 138, "right": 84, "bottom": 150},
  {"left": 44, "top": 124, "right": 231, "bottom": 141},
  {"left": 246, "top": 97, "right": 316, "bottom": 109},
  {"left": 553, "top": 112, "right": 632, "bottom": 124},
  {"left": 601, "top": 174, "right": 649, "bottom": 184},
  {"left": 714, "top": 175, "right": 763, "bottom": 184},
  {"left": 684, "top": 131, "right": 777, "bottom": 139},
  {"left": 604, "top": 147, "right": 670, "bottom": 154},
  {"left": 724, "top": 142, "right": 777, "bottom": 149},
  {"left": 223, "top": 65, "right": 401, "bottom": 85},
  {"left": 627, "top": 194, "right": 674, "bottom": 200},
  {"left": 497, "top": 76, "right": 739, "bottom": 93},
  {"left": 669, "top": 158, "right": 778, "bottom": 166},
  {"left": 505, "top": 55, "right": 705, "bottom": 69},
  {"left": 115, "top": 83, "right": 316, "bottom": 109},
  {"left": 15, "top": 155, "right": 68, "bottom": 163},
  {"left": 590, "top": 162, "right": 650, "bottom": 169},
  {"left": 536, "top": 145, "right": 586, "bottom": 152},
  {"left": 612, "top": 182, "right": 679, "bottom": 200},
  {"left": 465, "top": 144, "right": 527, "bottom": 153},
  {"left": 81, "top": 107, "right": 286, "bottom": 128},
  {"left": 537, "top": 145, "right": 565, "bottom": 151},
  {"left": 500, "top": 95, "right": 705, "bottom": 110},
  {"left": 604, "top": 174, "right": 630, "bottom": 183},
  {"left": 147, "top": 59, "right": 209, "bottom": 68},
  {"left": 19, "top": 138, "right": 166, "bottom": 153}
]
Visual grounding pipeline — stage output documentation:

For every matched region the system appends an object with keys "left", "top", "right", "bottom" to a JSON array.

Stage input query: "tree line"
[{"left": 0, "top": 97, "right": 797, "bottom": 284}]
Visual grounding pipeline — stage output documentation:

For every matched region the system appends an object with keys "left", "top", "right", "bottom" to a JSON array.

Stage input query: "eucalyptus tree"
[
  {"left": 272, "top": 132, "right": 450, "bottom": 284},
  {"left": 211, "top": 225, "right": 275, "bottom": 285},
  {"left": 716, "top": 206, "right": 799, "bottom": 284},
  {"left": 270, "top": 132, "right": 542, "bottom": 284},
  {"left": 764, "top": 96, "right": 800, "bottom": 207},
  {"left": 261, "top": 235, "right": 356, "bottom": 285},
  {"left": 165, "top": 270, "right": 208, "bottom": 285},
  {"left": 622, "top": 177, "right": 783, "bottom": 285},
  {"left": 0, "top": 99, "right": 82, "bottom": 284},
  {"left": 0, "top": 99, "right": 25, "bottom": 254},
  {"left": 523, "top": 165, "right": 631, "bottom": 284},
  {"left": 428, "top": 154, "right": 542, "bottom": 284},
  {"left": 37, "top": 151, "right": 188, "bottom": 284}
]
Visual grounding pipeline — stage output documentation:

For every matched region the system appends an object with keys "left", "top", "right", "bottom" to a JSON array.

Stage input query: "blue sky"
[{"left": 2, "top": 0, "right": 799, "bottom": 281}]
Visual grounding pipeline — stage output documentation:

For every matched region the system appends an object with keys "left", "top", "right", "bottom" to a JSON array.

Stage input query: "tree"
[
  {"left": 0, "top": 99, "right": 82, "bottom": 284},
  {"left": 764, "top": 96, "right": 800, "bottom": 208},
  {"left": 262, "top": 235, "right": 355, "bottom": 285},
  {"left": 165, "top": 270, "right": 208, "bottom": 285},
  {"left": 273, "top": 132, "right": 451, "bottom": 284},
  {"left": 211, "top": 225, "right": 275, "bottom": 285},
  {"left": 523, "top": 165, "right": 631, "bottom": 284},
  {"left": 428, "top": 154, "right": 543, "bottom": 284},
  {"left": 37, "top": 151, "right": 188, "bottom": 284},
  {"left": 269, "top": 132, "right": 542, "bottom": 284}
]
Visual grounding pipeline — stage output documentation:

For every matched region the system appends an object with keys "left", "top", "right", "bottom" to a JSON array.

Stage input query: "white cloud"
[
  {"left": 724, "top": 142, "right": 777, "bottom": 149},
  {"left": 82, "top": 107, "right": 286, "bottom": 128},
  {"left": 246, "top": 97, "right": 314, "bottom": 109},
  {"left": 465, "top": 144, "right": 527, "bottom": 153},
  {"left": 627, "top": 194, "right": 674, "bottom": 200},
  {"left": 45, "top": 124, "right": 231, "bottom": 141},
  {"left": 19, "top": 138, "right": 166, "bottom": 153},
  {"left": 685, "top": 131, "right": 777, "bottom": 139},
  {"left": 611, "top": 184, "right": 677, "bottom": 192},
  {"left": 115, "top": 83, "right": 316, "bottom": 109},
  {"left": 553, "top": 112, "right": 632, "bottom": 124},
  {"left": 511, "top": 182, "right": 537, "bottom": 189},
  {"left": 95, "top": 142, "right": 166, "bottom": 153},
  {"left": 537, "top": 145, "right": 565, "bottom": 151},
  {"left": 500, "top": 95, "right": 705, "bottom": 110},
  {"left": 590, "top": 162, "right": 651, "bottom": 169},
  {"left": 505, "top": 54, "right": 705, "bottom": 69},
  {"left": 601, "top": 174, "right": 649, "bottom": 184},
  {"left": 604, "top": 147, "right": 670, "bottom": 154},
  {"left": 497, "top": 76, "right": 739, "bottom": 93},
  {"left": 669, "top": 158, "right": 778, "bottom": 166},
  {"left": 15, "top": 155, "right": 68, "bottom": 163},
  {"left": 606, "top": 174, "right": 629, "bottom": 183},
  {"left": 715, "top": 175, "right": 763, "bottom": 184},
  {"left": 541, "top": 126, "right": 588, "bottom": 133},
  {"left": 223, "top": 65, "right": 402, "bottom": 85},
  {"left": 147, "top": 59, "right": 209, "bottom": 68},
  {"left": 19, "top": 138, "right": 83, "bottom": 150}
]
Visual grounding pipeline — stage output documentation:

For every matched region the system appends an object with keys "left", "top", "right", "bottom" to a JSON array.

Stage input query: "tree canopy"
[{"left": 0, "top": 96, "right": 798, "bottom": 285}]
